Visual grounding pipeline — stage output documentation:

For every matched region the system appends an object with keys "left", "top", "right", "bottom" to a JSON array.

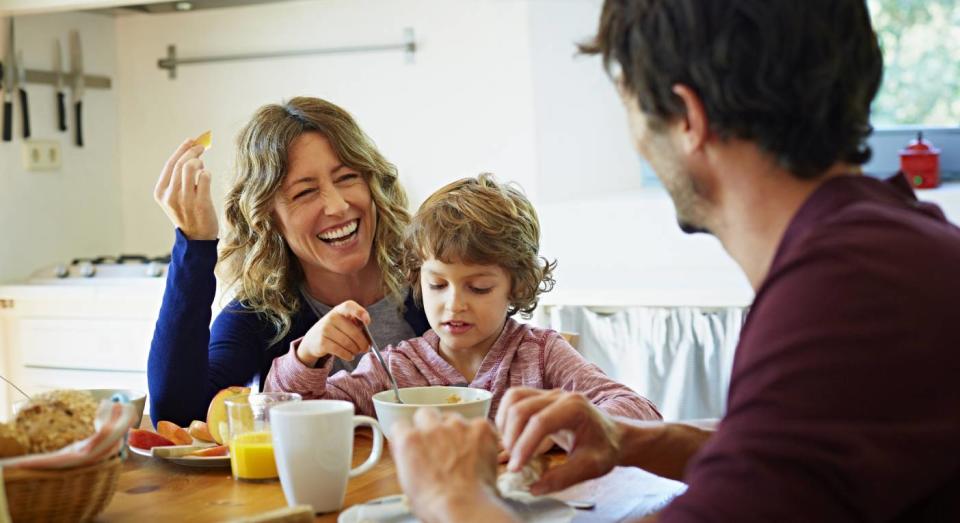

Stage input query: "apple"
[
  {"left": 128, "top": 429, "right": 175, "bottom": 450},
  {"left": 157, "top": 420, "right": 193, "bottom": 446},
  {"left": 188, "top": 420, "right": 214, "bottom": 443},
  {"left": 206, "top": 386, "right": 250, "bottom": 445}
]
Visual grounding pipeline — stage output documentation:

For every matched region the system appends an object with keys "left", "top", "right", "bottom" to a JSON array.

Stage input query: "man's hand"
[
  {"left": 496, "top": 387, "right": 623, "bottom": 495},
  {"left": 392, "top": 408, "right": 519, "bottom": 523}
]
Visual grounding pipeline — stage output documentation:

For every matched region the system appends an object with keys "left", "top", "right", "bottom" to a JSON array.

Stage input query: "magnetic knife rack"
[
  {"left": 0, "top": 67, "right": 112, "bottom": 90},
  {"left": 157, "top": 27, "right": 416, "bottom": 79}
]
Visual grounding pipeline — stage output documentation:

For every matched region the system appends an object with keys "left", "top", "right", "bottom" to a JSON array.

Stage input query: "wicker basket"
[{"left": 3, "top": 456, "right": 122, "bottom": 523}]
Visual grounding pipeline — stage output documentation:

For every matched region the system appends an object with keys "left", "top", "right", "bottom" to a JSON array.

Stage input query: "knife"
[
  {"left": 54, "top": 39, "right": 66, "bottom": 131},
  {"left": 1, "top": 61, "right": 9, "bottom": 142},
  {"left": 69, "top": 31, "right": 84, "bottom": 147},
  {"left": 16, "top": 49, "right": 29, "bottom": 139},
  {"left": 2, "top": 19, "right": 14, "bottom": 142}
]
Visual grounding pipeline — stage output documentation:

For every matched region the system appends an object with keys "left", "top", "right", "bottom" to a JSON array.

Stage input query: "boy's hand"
[{"left": 296, "top": 300, "right": 371, "bottom": 367}]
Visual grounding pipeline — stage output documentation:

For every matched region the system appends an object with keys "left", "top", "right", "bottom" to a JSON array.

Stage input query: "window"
[{"left": 867, "top": 0, "right": 960, "bottom": 128}]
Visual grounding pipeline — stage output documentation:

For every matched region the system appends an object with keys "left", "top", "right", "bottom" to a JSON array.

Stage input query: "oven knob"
[
  {"left": 79, "top": 261, "right": 97, "bottom": 278},
  {"left": 146, "top": 261, "right": 164, "bottom": 278},
  {"left": 54, "top": 264, "right": 69, "bottom": 278}
]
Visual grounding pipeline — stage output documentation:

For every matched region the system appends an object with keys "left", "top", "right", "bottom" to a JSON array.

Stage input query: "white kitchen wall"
[
  {"left": 115, "top": 0, "right": 540, "bottom": 256},
  {"left": 0, "top": 12, "right": 123, "bottom": 283},
  {"left": 527, "top": 0, "right": 646, "bottom": 203}
]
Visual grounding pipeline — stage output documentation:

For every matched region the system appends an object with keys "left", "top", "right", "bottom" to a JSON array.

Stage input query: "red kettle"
[{"left": 899, "top": 132, "right": 941, "bottom": 189}]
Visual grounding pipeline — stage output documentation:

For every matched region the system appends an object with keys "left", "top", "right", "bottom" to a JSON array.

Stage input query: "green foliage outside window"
[{"left": 868, "top": 0, "right": 960, "bottom": 127}]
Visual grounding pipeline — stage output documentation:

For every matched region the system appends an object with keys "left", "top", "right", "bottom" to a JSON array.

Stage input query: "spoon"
[{"left": 360, "top": 322, "right": 404, "bottom": 404}]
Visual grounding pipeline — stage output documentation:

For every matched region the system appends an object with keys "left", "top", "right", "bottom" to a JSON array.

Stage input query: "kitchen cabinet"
[{"left": 0, "top": 281, "right": 163, "bottom": 419}]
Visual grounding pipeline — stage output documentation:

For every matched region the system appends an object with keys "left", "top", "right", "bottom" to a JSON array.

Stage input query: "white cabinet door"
[{"left": 19, "top": 318, "right": 152, "bottom": 371}]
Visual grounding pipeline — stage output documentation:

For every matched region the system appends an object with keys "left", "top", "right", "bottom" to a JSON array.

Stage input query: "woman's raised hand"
[
  {"left": 297, "top": 300, "right": 372, "bottom": 367},
  {"left": 154, "top": 139, "right": 218, "bottom": 241}
]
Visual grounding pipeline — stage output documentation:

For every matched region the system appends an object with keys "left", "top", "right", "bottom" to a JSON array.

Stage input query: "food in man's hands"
[
  {"left": 206, "top": 386, "right": 251, "bottom": 445},
  {"left": 157, "top": 420, "right": 193, "bottom": 445},
  {"left": 188, "top": 420, "right": 214, "bottom": 442},
  {"left": 497, "top": 455, "right": 549, "bottom": 497},
  {"left": 128, "top": 428, "right": 176, "bottom": 450},
  {"left": 194, "top": 130, "right": 212, "bottom": 150},
  {"left": 15, "top": 389, "right": 97, "bottom": 453}
]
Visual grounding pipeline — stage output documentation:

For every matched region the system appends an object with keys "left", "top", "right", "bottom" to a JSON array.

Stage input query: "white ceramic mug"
[{"left": 270, "top": 400, "right": 384, "bottom": 513}]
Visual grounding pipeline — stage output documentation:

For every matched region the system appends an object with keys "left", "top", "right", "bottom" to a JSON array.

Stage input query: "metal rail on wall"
[{"left": 157, "top": 27, "right": 416, "bottom": 79}]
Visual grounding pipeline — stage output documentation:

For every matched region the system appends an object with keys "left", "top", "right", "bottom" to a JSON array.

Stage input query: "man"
[{"left": 391, "top": 0, "right": 960, "bottom": 521}]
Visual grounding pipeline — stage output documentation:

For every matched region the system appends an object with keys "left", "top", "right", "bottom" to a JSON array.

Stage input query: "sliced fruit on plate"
[
  {"left": 157, "top": 420, "right": 193, "bottom": 446},
  {"left": 188, "top": 420, "right": 214, "bottom": 443},
  {"left": 128, "top": 428, "right": 175, "bottom": 450},
  {"left": 186, "top": 444, "right": 228, "bottom": 457},
  {"left": 206, "top": 386, "right": 251, "bottom": 445}
]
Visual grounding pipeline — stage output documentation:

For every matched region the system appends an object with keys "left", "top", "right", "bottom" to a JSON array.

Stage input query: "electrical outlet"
[{"left": 22, "top": 140, "right": 62, "bottom": 171}]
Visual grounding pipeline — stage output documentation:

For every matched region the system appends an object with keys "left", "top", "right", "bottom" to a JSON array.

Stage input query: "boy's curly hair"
[{"left": 404, "top": 173, "right": 556, "bottom": 318}]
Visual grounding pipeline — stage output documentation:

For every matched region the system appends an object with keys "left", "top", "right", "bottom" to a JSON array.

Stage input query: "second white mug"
[{"left": 270, "top": 399, "right": 384, "bottom": 513}]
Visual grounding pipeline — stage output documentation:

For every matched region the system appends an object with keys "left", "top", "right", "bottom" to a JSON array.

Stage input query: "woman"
[{"left": 148, "top": 97, "right": 429, "bottom": 426}]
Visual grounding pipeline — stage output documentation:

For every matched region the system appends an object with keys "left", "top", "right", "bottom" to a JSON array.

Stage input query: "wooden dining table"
[{"left": 97, "top": 426, "right": 686, "bottom": 522}]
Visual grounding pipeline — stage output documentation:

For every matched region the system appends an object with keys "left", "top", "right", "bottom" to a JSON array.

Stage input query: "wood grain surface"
[{"left": 97, "top": 420, "right": 685, "bottom": 522}]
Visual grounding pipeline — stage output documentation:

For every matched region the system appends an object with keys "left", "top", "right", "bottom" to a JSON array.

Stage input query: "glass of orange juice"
[{"left": 225, "top": 392, "right": 301, "bottom": 481}]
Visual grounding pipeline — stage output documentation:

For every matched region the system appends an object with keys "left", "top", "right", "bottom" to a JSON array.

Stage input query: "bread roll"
[
  {"left": 0, "top": 421, "right": 29, "bottom": 458},
  {"left": 15, "top": 390, "right": 97, "bottom": 453}
]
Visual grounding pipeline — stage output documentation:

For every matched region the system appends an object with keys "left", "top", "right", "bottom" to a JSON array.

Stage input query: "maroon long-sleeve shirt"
[{"left": 661, "top": 174, "right": 960, "bottom": 522}]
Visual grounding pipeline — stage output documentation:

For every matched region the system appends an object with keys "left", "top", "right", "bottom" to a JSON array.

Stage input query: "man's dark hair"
[{"left": 582, "top": 0, "right": 883, "bottom": 179}]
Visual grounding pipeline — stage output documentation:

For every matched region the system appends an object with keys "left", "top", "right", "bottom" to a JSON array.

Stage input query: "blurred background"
[{"left": 0, "top": 0, "right": 957, "bottom": 422}]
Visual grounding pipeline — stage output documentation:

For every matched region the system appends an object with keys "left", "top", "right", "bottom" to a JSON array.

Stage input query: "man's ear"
[{"left": 672, "top": 84, "right": 709, "bottom": 153}]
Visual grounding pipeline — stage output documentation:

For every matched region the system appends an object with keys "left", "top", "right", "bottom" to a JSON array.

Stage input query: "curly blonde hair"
[
  {"left": 404, "top": 173, "right": 556, "bottom": 318},
  {"left": 219, "top": 97, "right": 410, "bottom": 341}
]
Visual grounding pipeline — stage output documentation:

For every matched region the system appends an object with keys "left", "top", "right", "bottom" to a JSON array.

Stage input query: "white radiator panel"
[{"left": 547, "top": 305, "right": 745, "bottom": 421}]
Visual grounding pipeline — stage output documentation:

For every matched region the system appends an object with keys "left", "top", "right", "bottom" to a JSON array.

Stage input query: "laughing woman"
[{"left": 148, "top": 97, "right": 429, "bottom": 426}]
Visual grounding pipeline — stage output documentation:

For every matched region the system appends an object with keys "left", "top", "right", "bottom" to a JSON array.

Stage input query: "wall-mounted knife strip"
[{"left": 16, "top": 69, "right": 111, "bottom": 90}]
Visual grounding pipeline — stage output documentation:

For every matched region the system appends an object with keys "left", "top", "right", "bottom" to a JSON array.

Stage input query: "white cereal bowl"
[{"left": 372, "top": 386, "right": 492, "bottom": 440}]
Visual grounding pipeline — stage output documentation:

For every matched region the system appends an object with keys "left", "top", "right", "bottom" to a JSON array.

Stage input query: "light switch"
[{"left": 22, "top": 140, "right": 62, "bottom": 171}]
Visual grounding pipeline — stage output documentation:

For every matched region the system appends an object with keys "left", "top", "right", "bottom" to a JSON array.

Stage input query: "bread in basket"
[{"left": 1, "top": 389, "right": 136, "bottom": 522}]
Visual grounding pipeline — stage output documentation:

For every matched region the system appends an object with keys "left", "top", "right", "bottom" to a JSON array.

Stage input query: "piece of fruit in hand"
[
  {"left": 186, "top": 444, "right": 228, "bottom": 457},
  {"left": 157, "top": 420, "right": 193, "bottom": 446},
  {"left": 188, "top": 420, "right": 214, "bottom": 443},
  {"left": 194, "top": 130, "right": 212, "bottom": 150},
  {"left": 128, "top": 428, "right": 175, "bottom": 450}
]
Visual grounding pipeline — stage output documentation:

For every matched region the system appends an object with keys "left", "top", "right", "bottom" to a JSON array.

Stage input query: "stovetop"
[{"left": 30, "top": 254, "right": 172, "bottom": 281}]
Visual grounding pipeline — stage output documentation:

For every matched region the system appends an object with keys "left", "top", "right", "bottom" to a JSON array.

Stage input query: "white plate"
[
  {"left": 337, "top": 493, "right": 574, "bottom": 523},
  {"left": 128, "top": 442, "right": 231, "bottom": 468}
]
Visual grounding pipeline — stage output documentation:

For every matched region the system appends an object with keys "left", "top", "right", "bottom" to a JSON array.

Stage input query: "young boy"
[{"left": 265, "top": 174, "right": 660, "bottom": 422}]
